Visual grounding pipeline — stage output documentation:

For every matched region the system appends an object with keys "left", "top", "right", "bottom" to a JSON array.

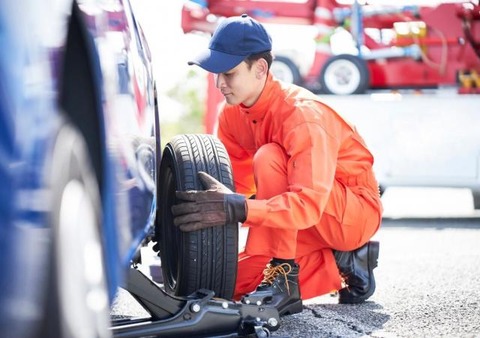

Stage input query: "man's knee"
[{"left": 253, "top": 143, "right": 288, "bottom": 170}]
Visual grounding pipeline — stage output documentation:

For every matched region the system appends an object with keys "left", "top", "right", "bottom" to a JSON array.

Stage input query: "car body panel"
[
  {"left": 320, "top": 91, "right": 480, "bottom": 193},
  {"left": 0, "top": 0, "right": 159, "bottom": 335}
]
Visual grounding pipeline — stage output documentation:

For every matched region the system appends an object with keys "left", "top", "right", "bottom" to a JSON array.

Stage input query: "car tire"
[
  {"left": 379, "top": 185, "right": 386, "bottom": 197},
  {"left": 472, "top": 190, "right": 480, "bottom": 210},
  {"left": 271, "top": 55, "right": 303, "bottom": 86},
  {"left": 45, "top": 122, "right": 111, "bottom": 338},
  {"left": 156, "top": 134, "right": 238, "bottom": 299},
  {"left": 319, "top": 54, "right": 369, "bottom": 95}
]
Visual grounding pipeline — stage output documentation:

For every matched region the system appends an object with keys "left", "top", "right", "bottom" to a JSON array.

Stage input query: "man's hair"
[{"left": 245, "top": 51, "right": 273, "bottom": 70}]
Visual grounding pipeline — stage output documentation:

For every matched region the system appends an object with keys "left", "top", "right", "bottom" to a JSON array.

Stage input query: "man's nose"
[{"left": 214, "top": 74, "right": 223, "bottom": 88}]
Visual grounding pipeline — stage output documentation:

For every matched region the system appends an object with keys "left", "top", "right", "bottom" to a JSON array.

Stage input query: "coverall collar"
[{"left": 239, "top": 73, "right": 276, "bottom": 123}]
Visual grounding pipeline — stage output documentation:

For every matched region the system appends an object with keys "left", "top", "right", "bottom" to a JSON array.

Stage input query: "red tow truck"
[
  {"left": 181, "top": 0, "right": 480, "bottom": 210},
  {"left": 182, "top": 0, "right": 480, "bottom": 95}
]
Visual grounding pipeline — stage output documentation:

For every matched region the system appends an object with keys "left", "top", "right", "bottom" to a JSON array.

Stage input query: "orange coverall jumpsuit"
[{"left": 216, "top": 74, "right": 383, "bottom": 300}]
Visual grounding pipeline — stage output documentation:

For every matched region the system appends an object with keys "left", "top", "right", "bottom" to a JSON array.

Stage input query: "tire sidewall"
[{"left": 46, "top": 123, "right": 110, "bottom": 338}]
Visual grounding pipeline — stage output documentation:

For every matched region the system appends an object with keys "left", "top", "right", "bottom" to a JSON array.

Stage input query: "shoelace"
[
  {"left": 261, "top": 263, "right": 293, "bottom": 295},
  {"left": 339, "top": 274, "right": 348, "bottom": 289}
]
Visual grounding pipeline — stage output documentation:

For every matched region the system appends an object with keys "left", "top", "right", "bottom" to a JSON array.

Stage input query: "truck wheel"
[
  {"left": 156, "top": 134, "right": 238, "bottom": 299},
  {"left": 271, "top": 55, "right": 302, "bottom": 86},
  {"left": 46, "top": 123, "right": 110, "bottom": 338},
  {"left": 319, "top": 54, "right": 369, "bottom": 95}
]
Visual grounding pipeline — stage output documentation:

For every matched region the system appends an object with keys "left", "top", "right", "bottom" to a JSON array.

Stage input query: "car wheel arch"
[{"left": 61, "top": 1, "right": 105, "bottom": 196}]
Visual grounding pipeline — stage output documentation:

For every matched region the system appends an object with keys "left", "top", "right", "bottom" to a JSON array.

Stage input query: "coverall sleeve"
[{"left": 246, "top": 116, "right": 343, "bottom": 230}]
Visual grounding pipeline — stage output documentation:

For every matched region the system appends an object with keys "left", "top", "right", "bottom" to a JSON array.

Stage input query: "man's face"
[{"left": 214, "top": 61, "right": 264, "bottom": 107}]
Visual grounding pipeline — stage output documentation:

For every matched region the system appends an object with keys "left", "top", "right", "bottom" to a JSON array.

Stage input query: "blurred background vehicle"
[
  {"left": 178, "top": 0, "right": 480, "bottom": 209},
  {"left": 320, "top": 91, "right": 480, "bottom": 210},
  {"left": 182, "top": 0, "right": 480, "bottom": 95},
  {"left": 0, "top": 0, "right": 159, "bottom": 336}
]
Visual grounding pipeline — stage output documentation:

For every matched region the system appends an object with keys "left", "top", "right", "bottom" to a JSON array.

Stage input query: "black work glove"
[{"left": 171, "top": 171, "right": 247, "bottom": 232}]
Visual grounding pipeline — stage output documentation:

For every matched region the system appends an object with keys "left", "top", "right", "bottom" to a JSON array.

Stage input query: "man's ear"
[{"left": 255, "top": 58, "right": 269, "bottom": 78}]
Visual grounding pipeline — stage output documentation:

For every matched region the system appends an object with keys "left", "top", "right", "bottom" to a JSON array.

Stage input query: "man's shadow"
[{"left": 274, "top": 300, "right": 390, "bottom": 337}]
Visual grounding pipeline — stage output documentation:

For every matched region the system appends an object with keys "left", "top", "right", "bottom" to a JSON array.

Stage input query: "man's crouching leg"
[{"left": 334, "top": 241, "right": 380, "bottom": 304}]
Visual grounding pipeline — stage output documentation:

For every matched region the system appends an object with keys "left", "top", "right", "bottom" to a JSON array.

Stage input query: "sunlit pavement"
[
  {"left": 276, "top": 220, "right": 480, "bottom": 337},
  {"left": 273, "top": 187, "right": 480, "bottom": 337}
]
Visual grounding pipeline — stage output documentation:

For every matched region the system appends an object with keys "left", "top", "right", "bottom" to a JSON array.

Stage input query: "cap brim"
[{"left": 188, "top": 49, "right": 246, "bottom": 74}]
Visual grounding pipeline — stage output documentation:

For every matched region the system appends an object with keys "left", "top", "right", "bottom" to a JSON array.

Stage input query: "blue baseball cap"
[{"left": 188, "top": 14, "right": 272, "bottom": 73}]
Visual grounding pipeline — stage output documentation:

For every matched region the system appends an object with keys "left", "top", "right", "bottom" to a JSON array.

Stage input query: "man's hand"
[{"left": 171, "top": 171, "right": 247, "bottom": 232}]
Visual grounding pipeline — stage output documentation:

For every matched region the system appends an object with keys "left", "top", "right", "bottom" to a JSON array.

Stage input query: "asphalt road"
[
  {"left": 267, "top": 186, "right": 480, "bottom": 337},
  {"left": 273, "top": 217, "right": 480, "bottom": 337}
]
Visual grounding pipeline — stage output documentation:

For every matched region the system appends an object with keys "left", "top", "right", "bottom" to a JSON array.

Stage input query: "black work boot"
[
  {"left": 241, "top": 262, "right": 303, "bottom": 316},
  {"left": 334, "top": 241, "right": 379, "bottom": 304}
]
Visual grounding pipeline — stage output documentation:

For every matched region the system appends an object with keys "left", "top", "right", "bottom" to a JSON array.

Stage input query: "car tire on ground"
[
  {"left": 156, "top": 134, "right": 238, "bottom": 299},
  {"left": 319, "top": 54, "right": 370, "bottom": 95},
  {"left": 271, "top": 55, "right": 303, "bottom": 86},
  {"left": 45, "top": 122, "right": 111, "bottom": 338}
]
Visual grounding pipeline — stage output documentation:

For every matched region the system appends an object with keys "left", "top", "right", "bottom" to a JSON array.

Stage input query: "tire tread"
[{"left": 157, "top": 134, "right": 238, "bottom": 299}]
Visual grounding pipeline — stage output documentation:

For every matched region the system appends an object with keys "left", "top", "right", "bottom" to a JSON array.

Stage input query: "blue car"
[
  {"left": 0, "top": 0, "right": 160, "bottom": 336},
  {"left": 0, "top": 1, "right": 282, "bottom": 337}
]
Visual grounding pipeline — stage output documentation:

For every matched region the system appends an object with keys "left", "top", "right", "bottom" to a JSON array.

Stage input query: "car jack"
[{"left": 110, "top": 267, "right": 281, "bottom": 337}]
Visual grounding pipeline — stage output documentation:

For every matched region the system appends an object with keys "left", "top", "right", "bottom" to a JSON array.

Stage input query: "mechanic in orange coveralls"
[{"left": 172, "top": 14, "right": 383, "bottom": 316}]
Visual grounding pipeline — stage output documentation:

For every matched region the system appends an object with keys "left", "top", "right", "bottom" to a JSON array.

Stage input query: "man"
[{"left": 172, "top": 14, "right": 383, "bottom": 316}]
